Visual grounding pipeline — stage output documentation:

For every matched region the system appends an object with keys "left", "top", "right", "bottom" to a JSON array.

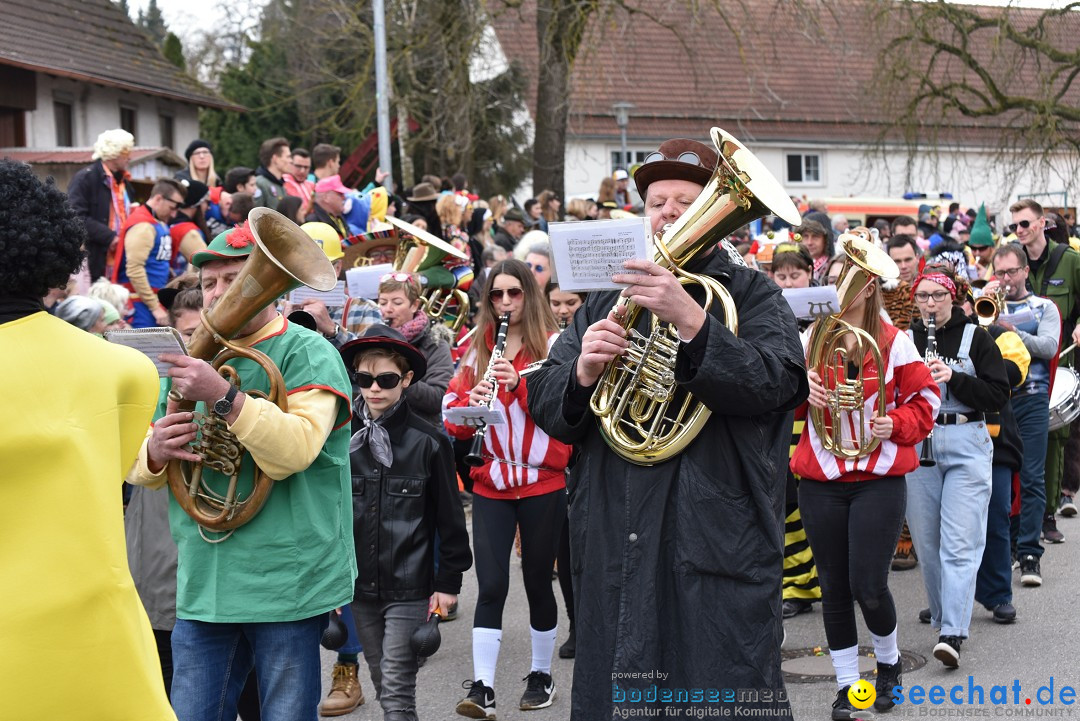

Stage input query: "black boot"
[
  {"left": 874, "top": 660, "right": 902, "bottom": 711},
  {"left": 832, "top": 686, "right": 855, "bottom": 721},
  {"left": 559, "top": 623, "right": 576, "bottom": 659}
]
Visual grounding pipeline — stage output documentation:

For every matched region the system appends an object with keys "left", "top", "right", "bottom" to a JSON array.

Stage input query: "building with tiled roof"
[
  {"left": 489, "top": 0, "right": 1080, "bottom": 211},
  {"left": 0, "top": 0, "right": 241, "bottom": 185}
]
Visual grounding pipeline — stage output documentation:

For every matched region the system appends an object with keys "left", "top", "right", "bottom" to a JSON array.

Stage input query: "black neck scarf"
[{"left": 0, "top": 295, "right": 45, "bottom": 325}]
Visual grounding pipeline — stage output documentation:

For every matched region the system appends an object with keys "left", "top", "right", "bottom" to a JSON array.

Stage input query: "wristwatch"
[
  {"left": 213, "top": 385, "right": 239, "bottom": 417},
  {"left": 324, "top": 323, "right": 342, "bottom": 339}
]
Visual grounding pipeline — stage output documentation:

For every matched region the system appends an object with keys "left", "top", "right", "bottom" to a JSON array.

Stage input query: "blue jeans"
[
  {"left": 171, "top": 616, "right": 325, "bottom": 721},
  {"left": 975, "top": 464, "right": 1014, "bottom": 609},
  {"left": 339, "top": 604, "right": 363, "bottom": 656},
  {"left": 907, "top": 422, "right": 993, "bottom": 638},
  {"left": 352, "top": 598, "right": 430, "bottom": 721},
  {"left": 1012, "top": 392, "right": 1049, "bottom": 558}
]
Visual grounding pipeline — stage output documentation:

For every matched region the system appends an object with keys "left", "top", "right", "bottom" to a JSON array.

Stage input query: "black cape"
[{"left": 526, "top": 251, "right": 808, "bottom": 719}]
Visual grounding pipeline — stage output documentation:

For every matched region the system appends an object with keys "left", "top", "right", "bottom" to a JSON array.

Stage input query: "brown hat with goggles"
[{"left": 633, "top": 138, "right": 718, "bottom": 198}]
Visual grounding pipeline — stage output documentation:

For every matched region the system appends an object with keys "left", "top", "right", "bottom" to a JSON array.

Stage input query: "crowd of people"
[{"left": 5, "top": 124, "right": 1080, "bottom": 721}]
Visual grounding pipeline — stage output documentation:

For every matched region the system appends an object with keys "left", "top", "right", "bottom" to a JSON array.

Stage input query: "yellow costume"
[{"left": 0, "top": 312, "right": 175, "bottom": 721}]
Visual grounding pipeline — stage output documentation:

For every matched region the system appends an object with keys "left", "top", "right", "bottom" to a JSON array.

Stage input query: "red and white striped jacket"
[
  {"left": 790, "top": 321, "right": 940, "bottom": 482},
  {"left": 443, "top": 332, "right": 570, "bottom": 500}
]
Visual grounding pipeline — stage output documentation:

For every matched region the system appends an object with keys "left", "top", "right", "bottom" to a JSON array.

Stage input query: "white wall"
[
  {"left": 562, "top": 134, "right": 1080, "bottom": 218},
  {"left": 24, "top": 72, "right": 200, "bottom": 152}
]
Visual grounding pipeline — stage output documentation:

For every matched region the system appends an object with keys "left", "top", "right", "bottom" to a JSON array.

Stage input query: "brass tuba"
[
  {"left": 588, "top": 127, "right": 800, "bottom": 465},
  {"left": 806, "top": 228, "right": 899, "bottom": 459},
  {"left": 166, "top": 208, "right": 339, "bottom": 533}
]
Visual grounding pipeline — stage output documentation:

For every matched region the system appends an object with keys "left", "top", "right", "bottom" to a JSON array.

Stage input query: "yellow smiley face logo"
[{"left": 848, "top": 680, "right": 877, "bottom": 709}]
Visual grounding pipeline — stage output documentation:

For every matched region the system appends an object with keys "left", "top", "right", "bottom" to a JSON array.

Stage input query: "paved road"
[{"left": 319, "top": 508, "right": 1080, "bottom": 720}]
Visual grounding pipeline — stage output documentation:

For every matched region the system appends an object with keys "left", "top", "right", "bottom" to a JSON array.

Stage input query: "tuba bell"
[
  {"left": 166, "top": 208, "right": 338, "bottom": 534},
  {"left": 806, "top": 228, "right": 900, "bottom": 459},
  {"left": 588, "top": 127, "right": 801, "bottom": 465}
]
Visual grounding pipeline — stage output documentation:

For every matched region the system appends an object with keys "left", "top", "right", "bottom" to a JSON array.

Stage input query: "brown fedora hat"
[
  {"left": 633, "top": 138, "right": 717, "bottom": 198},
  {"left": 407, "top": 182, "right": 439, "bottom": 202}
]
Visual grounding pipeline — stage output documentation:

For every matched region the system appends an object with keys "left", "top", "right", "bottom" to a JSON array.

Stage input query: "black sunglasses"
[
  {"left": 643, "top": 150, "right": 701, "bottom": 166},
  {"left": 355, "top": 372, "right": 404, "bottom": 389},
  {"left": 489, "top": 287, "right": 524, "bottom": 302}
]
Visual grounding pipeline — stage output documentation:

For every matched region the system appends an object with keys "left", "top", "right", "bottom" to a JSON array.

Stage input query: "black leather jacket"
[{"left": 350, "top": 400, "right": 472, "bottom": 602}]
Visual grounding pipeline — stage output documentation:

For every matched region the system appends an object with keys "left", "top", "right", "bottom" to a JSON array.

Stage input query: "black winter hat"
[{"left": 184, "top": 139, "right": 212, "bottom": 161}]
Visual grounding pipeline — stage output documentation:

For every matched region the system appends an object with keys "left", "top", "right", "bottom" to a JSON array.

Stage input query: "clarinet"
[
  {"left": 464, "top": 312, "right": 511, "bottom": 467},
  {"left": 919, "top": 314, "right": 938, "bottom": 468}
]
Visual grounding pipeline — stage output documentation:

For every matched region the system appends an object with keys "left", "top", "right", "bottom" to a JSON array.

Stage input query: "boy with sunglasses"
[{"left": 339, "top": 325, "right": 472, "bottom": 721}]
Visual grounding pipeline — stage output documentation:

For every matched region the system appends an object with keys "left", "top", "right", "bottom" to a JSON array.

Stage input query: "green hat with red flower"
[{"left": 191, "top": 223, "right": 257, "bottom": 268}]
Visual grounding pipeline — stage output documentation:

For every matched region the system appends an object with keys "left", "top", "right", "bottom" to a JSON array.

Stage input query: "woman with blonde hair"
[
  {"left": 488, "top": 195, "right": 508, "bottom": 226},
  {"left": 175, "top": 139, "right": 220, "bottom": 187},
  {"left": 565, "top": 198, "right": 591, "bottom": 221}
]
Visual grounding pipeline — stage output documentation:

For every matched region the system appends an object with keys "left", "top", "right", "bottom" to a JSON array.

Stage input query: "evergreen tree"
[
  {"left": 140, "top": 0, "right": 168, "bottom": 46},
  {"left": 162, "top": 32, "right": 185, "bottom": 70}
]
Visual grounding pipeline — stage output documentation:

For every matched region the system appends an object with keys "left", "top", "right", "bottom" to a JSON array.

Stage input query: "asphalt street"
[{"left": 319, "top": 506, "right": 1080, "bottom": 721}]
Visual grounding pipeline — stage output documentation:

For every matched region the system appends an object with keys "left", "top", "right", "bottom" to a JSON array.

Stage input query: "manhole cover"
[{"left": 782, "top": 646, "right": 927, "bottom": 683}]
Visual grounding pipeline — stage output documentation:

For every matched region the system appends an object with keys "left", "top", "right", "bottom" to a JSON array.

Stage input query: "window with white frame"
[
  {"left": 785, "top": 152, "right": 822, "bottom": 185},
  {"left": 610, "top": 149, "right": 653, "bottom": 174}
]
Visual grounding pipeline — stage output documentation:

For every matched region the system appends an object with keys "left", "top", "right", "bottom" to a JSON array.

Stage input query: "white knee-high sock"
[
  {"left": 473, "top": 627, "right": 502, "bottom": 687},
  {"left": 530, "top": 625, "right": 558, "bottom": 674},
  {"left": 871, "top": 627, "right": 899, "bottom": 665},
  {"left": 830, "top": 645, "right": 860, "bottom": 689}
]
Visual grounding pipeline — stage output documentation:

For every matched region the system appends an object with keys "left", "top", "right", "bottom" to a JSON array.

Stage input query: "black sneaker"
[
  {"left": 1019, "top": 554, "right": 1042, "bottom": 586},
  {"left": 456, "top": 680, "right": 496, "bottom": 719},
  {"left": 558, "top": 624, "right": 576, "bottom": 659},
  {"left": 519, "top": 671, "right": 556, "bottom": 710},
  {"left": 832, "top": 686, "right": 855, "bottom": 721},
  {"left": 918, "top": 607, "right": 931, "bottom": 624},
  {"left": 991, "top": 603, "right": 1016, "bottom": 623},
  {"left": 875, "top": 660, "right": 903, "bottom": 711},
  {"left": 933, "top": 635, "right": 962, "bottom": 668},
  {"left": 782, "top": 598, "right": 814, "bottom": 619},
  {"left": 1043, "top": 514, "right": 1065, "bottom": 543}
]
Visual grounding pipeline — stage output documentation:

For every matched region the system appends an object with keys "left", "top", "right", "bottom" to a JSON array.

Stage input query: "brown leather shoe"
[{"left": 319, "top": 662, "right": 365, "bottom": 717}]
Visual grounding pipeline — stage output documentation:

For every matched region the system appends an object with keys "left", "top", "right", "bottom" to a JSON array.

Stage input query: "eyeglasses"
[
  {"left": 527, "top": 263, "right": 546, "bottom": 273},
  {"left": 643, "top": 150, "right": 701, "bottom": 166},
  {"left": 489, "top": 287, "right": 524, "bottom": 302},
  {"left": 381, "top": 272, "right": 415, "bottom": 283},
  {"left": 355, "top": 372, "right": 404, "bottom": 390},
  {"left": 1007, "top": 219, "right": 1038, "bottom": 233},
  {"left": 914, "top": 291, "right": 951, "bottom": 303},
  {"left": 163, "top": 197, "right": 183, "bottom": 209},
  {"left": 993, "top": 267, "right": 1024, "bottom": 278}
]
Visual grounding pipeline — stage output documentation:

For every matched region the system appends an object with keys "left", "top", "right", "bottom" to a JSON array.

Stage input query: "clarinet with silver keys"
[
  {"left": 465, "top": 312, "right": 511, "bottom": 467},
  {"left": 919, "top": 314, "right": 938, "bottom": 468}
]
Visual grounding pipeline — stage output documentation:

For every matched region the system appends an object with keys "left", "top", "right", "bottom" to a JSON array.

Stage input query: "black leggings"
[
  {"left": 472, "top": 490, "right": 567, "bottom": 632},
  {"left": 557, "top": 509, "right": 574, "bottom": 625},
  {"left": 798, "top": 477, "right": 906, "bottom": 650}
]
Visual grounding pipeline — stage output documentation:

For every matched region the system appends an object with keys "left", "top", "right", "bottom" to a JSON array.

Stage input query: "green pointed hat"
[
  {"left": 191, "top": 224, "right": 257, "bottom": 268},
  {"left": 968, "top": 203, "right": 994, "bottom": 247}
]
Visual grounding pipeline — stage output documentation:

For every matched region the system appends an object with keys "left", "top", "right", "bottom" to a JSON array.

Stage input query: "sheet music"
[
  {"left": 288, "top": 280, "right": 347, "bottom": 308},
  {"left": 782, "top": 286, "right": 841, "bottom": 320},
  {"left": 443, "top": 406, "right": 507, "bottom": 428},
  {"left": 346, "top": 264, "right": 395, "bottom": 300},
  {"left": 548, "top": 217, "right": 650, "bottom": 292},
  {"left": 105, "top": 327, "right": 188, "bottom": 377}
]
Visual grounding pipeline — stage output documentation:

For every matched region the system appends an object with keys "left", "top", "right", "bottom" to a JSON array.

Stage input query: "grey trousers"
[{"left": 352, "top": 597, "right": 429, "bottom": 721}]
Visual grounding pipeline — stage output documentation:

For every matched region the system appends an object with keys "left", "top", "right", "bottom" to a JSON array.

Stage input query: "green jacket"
[{"left": 1028, "top": 238, "right": 1080, "bottom": 355}]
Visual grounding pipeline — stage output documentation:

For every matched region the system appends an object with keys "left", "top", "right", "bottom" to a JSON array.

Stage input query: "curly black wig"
[{"left": 0, "top": 159, "right": 86, "bottom": 298}]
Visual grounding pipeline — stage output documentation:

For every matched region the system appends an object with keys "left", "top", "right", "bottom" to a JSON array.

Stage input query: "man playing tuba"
[
  {"left": 525, "top": 136, "right": 808, "bottom": 719},
  {"left": 129, "top": 225, "right": 357, "bottom": 721}
]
